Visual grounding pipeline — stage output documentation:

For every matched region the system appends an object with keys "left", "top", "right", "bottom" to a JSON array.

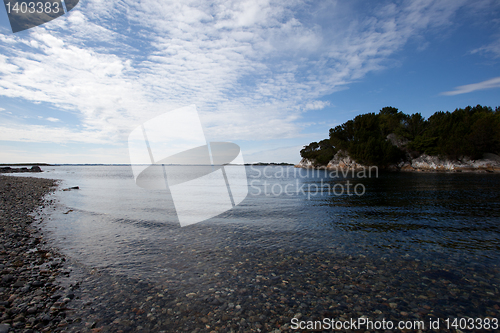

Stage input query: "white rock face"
[
  {"left": 386, "top": 133, "right": 409, "bottom": 148},
  {"left": 295, "top": 158, "right": 315, "bottom": 168},
  {"left": 296, "top": 151, "right": 500, "bottom": 173},
  {"left": 401, "top": 153, "right": 500, "bottom": 172},
  {"left": 295, "top": 151, "right": 371, "bottom": 170},
  {"left": 326, "top": 150, "right": 369, "bottom": 170}
]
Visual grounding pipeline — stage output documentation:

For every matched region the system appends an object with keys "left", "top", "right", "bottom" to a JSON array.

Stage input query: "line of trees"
[{"left": 300, "top": 105, "right": 500, "bottom": 167}]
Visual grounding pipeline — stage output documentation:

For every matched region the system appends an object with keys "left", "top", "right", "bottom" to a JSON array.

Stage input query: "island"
[{"left": 296, "top": 104, "right": 500, "bottom": 172}]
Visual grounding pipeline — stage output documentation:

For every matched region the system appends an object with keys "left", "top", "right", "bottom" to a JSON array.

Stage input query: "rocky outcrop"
[
  {"left": 297, "top": 130, "right": 500, "bottom": 172},
  {"left": 0, "top": 166, "right": 42, "bottom": 173},
  {"left": 296, "top": 151, "right": 500, "bottom": 173},
  {"left": 326, "top": 151, "right": 370, "bottom": 171},
  {"left": 296, "top": 150, "right": 372, "bottom": 171},
  {"left": 399, "top": 153, "right": 500, "bottom": 172},
  {"left": 295, "top": 158, "right": 315, "bottom": 169}
]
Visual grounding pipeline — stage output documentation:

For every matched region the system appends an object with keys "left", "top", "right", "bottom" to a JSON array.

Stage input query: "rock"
[
  {"left": 326, "top": 150, "right": 369, "bottom": 171},
  {"left": 296, "top": 150, "right": 374, "bottom": 172},
  {"left": 13, "top": 314, "right": 25, "bottom": 322},
  {"left": 0, "top": 166, "right": 42, "bottom": 173},
  {"left": 13, "top": 280, "right": 25, "bottom": 288},
  {"left": 294, "top": 158, "right": 315, "bottom": 168},
  {"left": 2, "top": 275, "right": 14, "bottom": 283},
  {"left": 62, "top": 186, "right": 79, "bottom": 191},
  {"left": 31, "top": 280, "right": 43, "bottom": 287},
  {"left": 0, "top": 324, "right": 10, "bottom": 333},
  {"left": 386, "top": 133, "right": 409, "bottom": 148},
  {"left": 0, "top": 176, "right": 74, "bottom": 333}
]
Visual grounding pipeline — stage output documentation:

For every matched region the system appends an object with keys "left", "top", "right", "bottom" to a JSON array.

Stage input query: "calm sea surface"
[{"left": 20, "top": 165, "right": 499, "bottom": 279}]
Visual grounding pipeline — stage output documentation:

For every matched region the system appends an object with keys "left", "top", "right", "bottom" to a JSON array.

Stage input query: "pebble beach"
[
  {"left": 1, "top": 174, "right": 500, "bottom": 332},
  {"left": 0, "top": 176, "right": 77, "bottom": 332}
]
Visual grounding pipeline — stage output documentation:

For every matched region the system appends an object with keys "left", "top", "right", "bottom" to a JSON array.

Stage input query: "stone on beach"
[{"left": 0, "top": 176, "right": 77, "bottom": 332}]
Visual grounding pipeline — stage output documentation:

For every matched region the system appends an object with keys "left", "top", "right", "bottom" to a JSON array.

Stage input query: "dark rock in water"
[
  {"left": 62, "top": 186, "right": 79, "bottom": 191},
  {"left": 0, "top": 166, "right": 42, "bottom": 173}
]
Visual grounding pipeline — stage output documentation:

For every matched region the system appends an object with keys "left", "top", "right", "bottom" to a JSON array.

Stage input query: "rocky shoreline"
[
  {"left": 0, "top": 167, "right": 42, "bottom": 174},
  {"left": 295, "top": 151, "right": 500, "bottom": 173},
  {"left": 1, "top": 174, "right": 499, "bottom": 333},
  {"left": 0, "top": 176, "right": 79, "bottom": 332}
]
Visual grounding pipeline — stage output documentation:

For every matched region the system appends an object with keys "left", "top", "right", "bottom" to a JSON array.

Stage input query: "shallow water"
[
  {"left": 13, "top": 165, "right": 500, "bottom": 331},
  {"left": 29, "top": 166, "right": 500, "bottom": 269}
]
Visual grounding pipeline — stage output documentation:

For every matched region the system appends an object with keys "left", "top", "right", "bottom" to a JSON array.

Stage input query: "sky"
[{"left": 0, "top": 0, "right": 499, "bottom": 164}]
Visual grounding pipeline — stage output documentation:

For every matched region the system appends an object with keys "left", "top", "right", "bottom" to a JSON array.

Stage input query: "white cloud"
[
  {"left": 0, "top": 107, "right": 5, "bottom": 112},
  {"left": 0, "top": 145, "right": 130, "bottom": 164},
  {"left": 440, "top": 77, "right": 500, "bottom": 96},
  {"left": 0, "top": 0, "right": 482, "bottom": 147},
  {"left": 471, "top": 37, "right": 500, "bottom": 58},
  {"left": 304, "top": 101, "right": 330, "bottom": 111},
  {"left": 46, "top": 117, "right": 60, "bottom": 122},
  {"left": 0, "top": 124, "right": 111, "bottom": 144}
]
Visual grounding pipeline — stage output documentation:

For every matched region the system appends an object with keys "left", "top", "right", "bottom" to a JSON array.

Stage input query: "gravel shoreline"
[
  {"left": 1, "top": 175, "right": 499, "bottom": 333},
  {"left": 0, "top": 176, "right": 78, "bottom": 332}
]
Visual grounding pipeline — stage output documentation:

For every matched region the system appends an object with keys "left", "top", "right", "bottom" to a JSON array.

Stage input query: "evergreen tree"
[{"left": 301, "top": 104, "right": 500, "bottom": 167}]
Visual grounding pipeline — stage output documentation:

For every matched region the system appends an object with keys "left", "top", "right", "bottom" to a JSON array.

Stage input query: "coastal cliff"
[{"left": 296, "top": 150, "right": 500, "bottom": 172}]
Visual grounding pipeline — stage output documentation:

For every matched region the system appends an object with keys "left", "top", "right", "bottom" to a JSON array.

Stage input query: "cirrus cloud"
[
  {"left": 0, "top": 0, "right": 491, "bottom": 147},
  {"left": 441, "top": 77, "right": 500, "bottom": 96}
]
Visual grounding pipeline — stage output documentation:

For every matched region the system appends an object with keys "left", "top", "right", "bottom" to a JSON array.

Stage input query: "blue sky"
[{"left": 0, "top": 0, "right": 499, "bottom": 164}]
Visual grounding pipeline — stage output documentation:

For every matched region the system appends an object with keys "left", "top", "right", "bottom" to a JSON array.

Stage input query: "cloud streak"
[{"left": 441, "top": 77, "right": 500, "bottom": 96}]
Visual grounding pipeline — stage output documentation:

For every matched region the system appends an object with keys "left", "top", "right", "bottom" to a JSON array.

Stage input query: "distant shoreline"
[
  {"left": 0, "top": 163, "right": 52, "bottom": 166},
  {"left": 1, "top": 163, "right": 295, "bottom": 167},
  {"left": 244, "top": 162, "right": 294, "bottom": 166}
]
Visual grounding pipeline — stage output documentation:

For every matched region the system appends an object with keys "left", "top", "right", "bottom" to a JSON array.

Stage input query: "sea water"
[{"left": 16, "top": 164, "right": 500, "bottom": 283}]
